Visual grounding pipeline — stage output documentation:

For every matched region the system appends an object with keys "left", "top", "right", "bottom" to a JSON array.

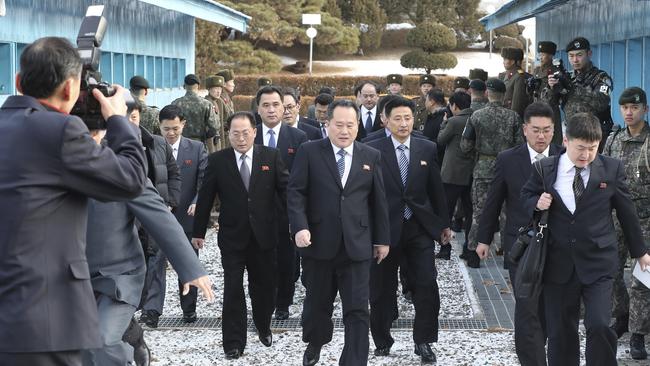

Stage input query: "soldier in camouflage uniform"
[
  {"left": 468, "top": 79, "right": 488, "bottom": 111},
  {"left": 386, "top": 74, "right": 403, "bottom": 95},
  {"left": 461, "top": 79, "right": 524, "bottom": 267},
  {"left": 204, "top": 75, "right": 226, "bottom": 150},
  {"left": 499, "top": 47, "right": 532, "bottom": 119},
  {"left": 129, "top": 76, "right": 160, "bottom": 134},
  {"left": 216, "top": 69, "right": 236, "bottom": 125},
  {"left": 603, "top": 87, "right": 650, "bottom": 359},
  {"left": 543, "top": 37, "right": 613, "bottom": 152},
  {"left": 171, "top": 74, "right": 219, "bottom": 153},
  {"left": 530, "top": 41, "right": 564, "bottom": 146},
  {"left": 413, "top": 74, "right": 436, "bottom": 131}
]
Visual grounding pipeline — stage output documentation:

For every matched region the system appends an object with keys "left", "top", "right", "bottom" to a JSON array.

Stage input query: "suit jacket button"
[
  {"left": 570, "top": 220, "right": 575, "bottom": 224},
  {"left": 341, "top": 196, "right": 345, "bottom": 201},
  {"left": 571, "top": 239, "right": 576, "bottom": 243}
]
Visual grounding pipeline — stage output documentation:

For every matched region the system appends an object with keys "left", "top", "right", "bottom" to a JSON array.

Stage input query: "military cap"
[
  {"left": 129, "top": 75, "right": 149, "bottom": 89},
  {"left": 454, "top": 77, "right": 470, "bottom": 90},
  {"left": 184, "top": 74, "right": 200, "bottom": 86},
  {"left": 486, "top": 78, "right": 506, "bottom": 93},
  {"left": 216, "top": 69, "right": 234, "bottom": 82},
  {"left": 419, "top": 74, "right": 436, "bottom": 86},
  {"left": 566, "top": 37, "right": 590, "bottom": 52},
  {"left": 500, "top": 47, "right": 524, "bottom": 61},
  {"left": 538, "top": 41, "right": 557, "bottom": 55},
  {"left": 206, "top": 75, "right": 225, "bottom": 89},
  {"left": 469, "top": 79, "right": 487, "bottom": 92},
  {"left": 387, "top": 74, "right": 403, "bottom": 85},
  {"left": 619, "top": 87, "right": 647, "bottom": 105},
  {"left": 257, "top": 77, "right": 272, "bottom": 87},
  {"left": 468, "top": 68, "right": 488, "bottom": 81}
]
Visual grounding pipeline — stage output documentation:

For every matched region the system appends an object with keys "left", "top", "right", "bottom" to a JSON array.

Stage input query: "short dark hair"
[
  {"left": 426, "top": 88, "right": 446, "bottom": 105},
  {"left": 449, "top": 92, "right": 471, "bottom": 110},
  {"left": 127, "top": 100, "right": 143, "bottom": 115},
  {"left": 523, "top": 101, "right": 555, "bottom": 124},
  {"left": 159, "top": 104, "right": 184, "bottom": 122},
  {"left": 255, "top": 85, "right": 283, "bottom": 106},
  {"left": 327, "top": 99, "right": 359, "bottom": 121},
  {"left": 318, "top": 86, "right": 335, "bottom": 97},
  {"left": 19, "top": 37, "right": 83, "bottom": 99},
  {"left": 314, "top": 93, "right": 334, "bottom": 106},
  {"left": 227, "top": 111, "right": 256, "bottom": 130},
  {"left": 356, "top": 81, "right": 380, "bottom": 95},
  {"left": 377, "top": 94, "right": 400, "bottom": 115},
  {"left": 384, "top": 96, "right": 415, "bottom": 117},
  {"left": 565, "top": 112, "right": 602, "bottom": 142},
  {"left": 282, "top": 87, "right": 300, "bottom": 104}
]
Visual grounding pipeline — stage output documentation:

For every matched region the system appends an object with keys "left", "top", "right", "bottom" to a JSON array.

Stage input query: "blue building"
[
  {"left": 481, "top": 0, "right": 650, "bottom": 124},
  {"left": 0, "top": 0, "right": 249, "bottom": 106}
]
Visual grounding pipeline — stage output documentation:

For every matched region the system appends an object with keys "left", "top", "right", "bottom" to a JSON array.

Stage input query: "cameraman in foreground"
[
  {"left": 543, "top": 37, "right": 613, "bottom": 151},
  {"left": 0, "top": 37, "right": 147, "bottom": 365}
]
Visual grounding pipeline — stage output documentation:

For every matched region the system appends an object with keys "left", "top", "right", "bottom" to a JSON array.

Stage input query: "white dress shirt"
[
  {"left": 391, "top": 135, "right": 411, "bottom": 162},
  {"left": 331, "top": 142, "right": 354, "bottom": 187},
  {"left": 234, "top": 145, "right": 254, "bottom": 174},
  {"left": 170, "top": 137, "right": 181, "bottom": 160},
  {"left": 262, "top": 123, "right": 282, "bottom": 147},
  {"left": 553, "top": 153, "right": 590, "bottom": 214},
  {"left": 527, "top": 144, "right": 550, "bottom": 164},
  {"left": 360, "top": 105, "right": 377, "bottom": 130}
]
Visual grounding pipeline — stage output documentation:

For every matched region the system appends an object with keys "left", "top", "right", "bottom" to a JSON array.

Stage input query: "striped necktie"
[{"left": 397, "top": 145, "right": 413, "bottom": 219}]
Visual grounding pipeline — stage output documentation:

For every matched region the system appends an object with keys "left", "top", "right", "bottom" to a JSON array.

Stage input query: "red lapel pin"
[
  {"left": 261, "top": 165, "right": 270, "bottom": 171},
  {"left": 599, "top": 182, "right": 607, "bottom": 189}
]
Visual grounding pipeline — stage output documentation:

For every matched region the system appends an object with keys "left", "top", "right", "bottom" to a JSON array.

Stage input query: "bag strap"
[{"left": 532, "top": 158, "right": 550, "bottom": 235}]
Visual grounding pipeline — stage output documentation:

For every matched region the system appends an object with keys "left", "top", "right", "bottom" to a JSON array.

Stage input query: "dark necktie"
[
  {"left": 573, "top": 166, "right": 585, "bottom": 203},
  {"left": 337, "top": 149, "right": 346, "bottom": 180},
  {"left": 397, "top": 145, "right": 412, "bottom": 219},
  {"left": 321, "top": 124, "right": 327, "bottom": 137},
  {"left": 365, "top": 111, "right": 373, "bottom": 131},
  {"left": 268, "top": 129, "right": 276, "bottom": 149},
  {"left": 240, "top": 155, "right": 250, "bottom": 191}
]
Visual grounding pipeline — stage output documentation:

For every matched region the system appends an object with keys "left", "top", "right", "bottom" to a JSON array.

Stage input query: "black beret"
[
  {"left": 184, "top": 74, "right": 200, "bottom": 86},
  {"left": 486, "top": 78, "right": 506, "bottom": 93},
  {"left": 469, "top": 79, "right": 487, "bottom": 92},
  {"left": 129, "top": 75, "right": 149, "bottom": 89},
  {"left": 454, "top": 77, "right": 470, "bottom": 90},
  {"left": 538, "top": 41, "right": 557, "bottom": 55},
  {"left": 501, "top": 47, "right": 524, "bottom": 61},
  {"left": 566, "top": 37, "right": 590, "bottom": 52},
  {"left": 387, "top": 74, "right": 403, "bottom": 85},
  {"left": 419, "top": 74, "right": 436, "bottom": 86},
  {"left": 469, "top": 68, "right": 488, "bottom": 81},
  {"left": 257, "top": 77, "right": 272, "bottom": 87},
  {"left": 619, "top": 87, "right": 647, "bottom": 105}
]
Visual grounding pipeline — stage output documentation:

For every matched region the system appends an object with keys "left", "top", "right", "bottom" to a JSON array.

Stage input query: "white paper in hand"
[{"left": 632, "top": 261, "right": 650, "bottom": 289}]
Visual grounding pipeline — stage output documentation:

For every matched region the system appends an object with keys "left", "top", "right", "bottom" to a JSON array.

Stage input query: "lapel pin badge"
[
  {"left": 599, "top": 182, "right": 607, "bottom": 189},
  {"left": 261, "top": 165, "right": 270, "bottom": 171},
  {"left": 420, "top": 160, "right": 427, "bottom": 166},
  {"left": 363, "top": 164, "right": 371, "bottom": 171},
  {"left": 288, "top": 148, "right": 295, "bottom": 154},
  {"left": 184, "top": 159, "right": 192, "bottom": 165}
]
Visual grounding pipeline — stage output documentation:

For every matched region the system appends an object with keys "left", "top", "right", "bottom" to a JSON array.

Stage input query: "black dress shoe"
[
  {"left": 303, "top": 343, "right": 321, "bottom": 366},
  {"left": 182, "top": 311, "right": 197, "bottom": 323},
  {"left": 258, "top": 331, "right": 273, "bottom": 347},
  {"left": 374, "top": 346, "right": 391, "bottom": 356},
  {"left": 466, "top": 251, "right": 480, "bottom": 268},
  {"left": 414, "top": 343, "right": 436, "bottom": 364},
  {"left": 610, "top": 314, "right": 629, "bottom": 339},
  {"left": 133, "top": 339, "right": 151, "bottom": 366},
  {"left": 143, "top": 310, "right": 160, "bottom": 329},
  {"left": 436, "top": 244, "right": 451, "bottom": 260},
  {"left": 630, "top": 333, "right": 648, "bottom": 360},
  {"left": 275, "top": 308, "right": 290, "bottom": 320},
  {"left": 138, "top": 312, "right": 150, "bottom": 323},
  {"left": 225, "top": 349, "right": 242, "bottom": 359}
]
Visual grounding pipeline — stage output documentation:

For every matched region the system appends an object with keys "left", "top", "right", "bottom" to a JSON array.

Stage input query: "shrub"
[{"left": 400, "top": 50, "right": 458, "bottom": 73}]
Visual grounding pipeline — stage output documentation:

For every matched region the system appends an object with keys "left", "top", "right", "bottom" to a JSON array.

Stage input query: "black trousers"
[
  {"left": 302, "top": 247, "right": 371, "bottom": 366},
  {"left": 509, "top": 267, "right": 547, "bottom": 366},
  {"left": 177, "top": 232, "right": 199, "bottom": 314},
  {"left": 275, "top": 214, "right": 296, "bottom": 311},
  {"left": 220, "top": 235, "right": 277, "bottom": 353},
  {"left": 443, "top": 183, "right": 472, "bottom": 246},
  {"left": 544, "top": 272, "right": 617, "bottom": 366},
  {"left": 370, "top": 219, "right": 440, "bottom": 348},
  {"left": 0, "top": 351, "right": 81, "bottom": 366}
]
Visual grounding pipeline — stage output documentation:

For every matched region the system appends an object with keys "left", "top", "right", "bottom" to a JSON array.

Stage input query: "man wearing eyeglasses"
[{"left": 282, "top": 87, "right": 321, "bottom": 141}]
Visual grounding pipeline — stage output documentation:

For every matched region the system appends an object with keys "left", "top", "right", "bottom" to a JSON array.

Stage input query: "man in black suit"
[
  {"left": 314, "top": 93, "right": 334, "bottom": 138},
  {"left": 476, "top": 102, "right": 562, "bottom": 366},
  {"left": 289, "top": 99, "right": 391, "bottom": 366},
  {"left": 0, "top": 37, "right": 147, "bottom": 365},
  {"left": 192, "top": 112, "right": 289, "bottom": 359},
  {"left": 356, "top": 81, "right": 383, "bottom": 141},
  {"left": 254, "top": 86, "right": 309, "bottom": 320},
  {"left": 521, "top": 113, "right": 650, "bottom": 366},
  {"left": 282, "top": 87, "right": 322, "bottom": 140},
  {"left": 367, "top": 97, "right": 451, "bottom": 364}
]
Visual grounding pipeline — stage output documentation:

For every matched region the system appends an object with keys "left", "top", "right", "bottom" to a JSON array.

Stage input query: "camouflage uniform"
[
  {"left": 171, "top": 91, "right": 219, "bottom": 144},
  {"left": 542, "top": 62, "right": 613, "bottom": 150},
  {"left": 531, "top": 63, "right": 563, "bottom": 145},
  {"left": 205, "top": 95, "right": 225, "bottom": 149},
  {"left": 470, "top": 98, "right": 489, "bottom": 112},
  {"left": 604, "top": 123, "right": 650, "bottom": 334},
  {"left": 500, "top": 68, "right": 532, "bottom": 119},
  {"left": 139, "top": 104, "right": 160, "bottom": 134},
  {"left": 413, "top": 96, "right": 428, "bottom": 131},
  {"left": 461, "top": 101, "right": 524, "bottom": 249}
]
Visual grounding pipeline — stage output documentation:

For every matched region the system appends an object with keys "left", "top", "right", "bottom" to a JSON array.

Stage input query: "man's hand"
[
  {"left": 441, "top": 228, "right": 452, "bottom": 245},
  {"left": 191, "top": 238, "right": 205, "bottom": 250},
  {"left": 374, "top": 245, "right": 390, "bottom": 264},
  {"left": 187, "top": 204, "right": 196, "bottom": 216},
  {"left": 92, "top": 85, "right": 128, "bottom": 121},
  {"left": 638, "top": 253, "right": 650, "bottom": 271},
  {"left": 476, "top": 243, "right": 490, "bottom": 259},
  {"left": 536, "top": 192, "right": 553, "bottom": 210},
  {"left": 182, "top": 275, "right": 215, "bottom": 302},
  {"left": 547, "top": 76, "right": 559, "bottom": 88},
  {"left": 295, "top": 229, "right": 311, "bottom": 247}
]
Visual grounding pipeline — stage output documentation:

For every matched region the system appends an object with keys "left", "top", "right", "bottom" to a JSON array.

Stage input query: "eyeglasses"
[{"left": 284, "top": 104, "right": 297, "bottom": 111}]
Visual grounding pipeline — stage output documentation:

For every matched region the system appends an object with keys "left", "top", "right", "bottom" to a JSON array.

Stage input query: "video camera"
[
  {"left": 548, "top": 58, "right": 572, "bottom": 93},
  {"left": 70, "top": 6, "right": 116, "bottom": 130}
]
